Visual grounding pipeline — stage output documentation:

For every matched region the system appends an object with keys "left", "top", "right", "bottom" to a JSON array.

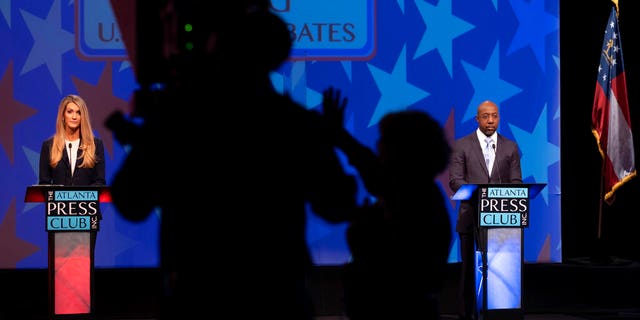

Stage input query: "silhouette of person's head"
[
  {"left": 154, "top": 1, "right": 291, "bottom": 84},
  {"left": 215, "top": 9, "right": 292, "bottom": 75},
  {"left": 377, "top": 110, "right": 450, "bottom": 179}
]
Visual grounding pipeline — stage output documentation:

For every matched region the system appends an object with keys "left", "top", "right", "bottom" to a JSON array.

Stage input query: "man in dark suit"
[{"left": 449, "top": 100, "right": 522, "bottom": 320}]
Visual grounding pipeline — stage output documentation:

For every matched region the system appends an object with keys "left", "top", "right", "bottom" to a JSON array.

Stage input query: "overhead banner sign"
[
  {"left": 274, "top": 0, "right": 377, "bottom": 60},
  {"left": 76, "top": 0, "right": 377, "bottom": 61}
]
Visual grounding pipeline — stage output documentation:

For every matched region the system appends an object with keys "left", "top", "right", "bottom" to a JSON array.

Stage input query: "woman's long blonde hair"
[{"left": 49, "top": 94, "right": 99, "bottom": 168}]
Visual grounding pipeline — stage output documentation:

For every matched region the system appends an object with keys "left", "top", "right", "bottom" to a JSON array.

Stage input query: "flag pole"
[
  {"left": 595, "top": 0, "right": 613, "bottom": 253},
  {"left": 597, "top": 162, "right": 604, "bottom": 240},
  {"left": 596, "top": 0, "right": 614, "bottom": 247},
  {"left": 593, "top": 162, "right": 609, "bottom": 264}
]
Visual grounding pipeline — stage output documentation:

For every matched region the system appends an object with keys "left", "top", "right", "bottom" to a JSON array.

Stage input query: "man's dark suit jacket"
[
  {"left": 449, "top": 131, "right": 522, "bottom": 233},
  {"left": 38, "top": 137, "right": 106, "bottom": 186}
]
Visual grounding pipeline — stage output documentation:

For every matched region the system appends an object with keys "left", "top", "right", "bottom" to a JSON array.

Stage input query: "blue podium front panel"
[{"left": 486, "top": 228, "right": 522, "bottom": 310}]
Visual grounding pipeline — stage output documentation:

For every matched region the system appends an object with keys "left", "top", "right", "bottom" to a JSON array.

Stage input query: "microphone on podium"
[{"left": 69, "top": 143, "right": 75, "bottom": 175}]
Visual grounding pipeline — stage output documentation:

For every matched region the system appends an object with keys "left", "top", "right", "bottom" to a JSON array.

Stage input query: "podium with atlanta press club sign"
[
  {"left": 452, "top": 182, "right": 546, "bottom": 320},
  {"left": 24, "top": 184, "right": 110, "bottom": 319}
]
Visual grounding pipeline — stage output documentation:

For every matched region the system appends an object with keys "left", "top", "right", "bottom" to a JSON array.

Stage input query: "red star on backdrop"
[
  {"left": 0, "top": 199, "right": 40, "bottom": 268},
  {"left": 0, "top": 61, "right": 38, "bottom": 164},
  {"left": 72, "top": 62, "right": 130, "bottom": 159}
]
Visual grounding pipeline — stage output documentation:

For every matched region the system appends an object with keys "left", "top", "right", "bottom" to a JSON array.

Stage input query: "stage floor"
[{"left": 1, "top": 259, "right": 639, "bottom": 320}]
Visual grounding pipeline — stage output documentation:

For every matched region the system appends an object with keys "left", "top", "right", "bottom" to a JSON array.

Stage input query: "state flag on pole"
[{"left": 591, "top": 5, "right": 636, "bottom": 205}]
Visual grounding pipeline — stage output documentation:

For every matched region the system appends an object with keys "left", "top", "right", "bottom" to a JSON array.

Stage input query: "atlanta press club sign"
[
  {"left": 46, "top": 189, "right": 101, "bottom": 231},
  {"left": 478, "top": 186, "right": 530, "bottom": 228}
]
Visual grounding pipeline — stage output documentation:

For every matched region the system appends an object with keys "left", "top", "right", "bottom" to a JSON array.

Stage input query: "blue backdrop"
[{"left": 0, "top": 0, "right": 561, "bottom": 269}]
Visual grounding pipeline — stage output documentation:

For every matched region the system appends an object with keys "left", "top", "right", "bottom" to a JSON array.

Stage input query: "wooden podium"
[
  {"left": 25, "top": 185, "right": 110, "bottom": 319},
  {"left": 452, "top": 183, "right": 546, "bottom": 320}
]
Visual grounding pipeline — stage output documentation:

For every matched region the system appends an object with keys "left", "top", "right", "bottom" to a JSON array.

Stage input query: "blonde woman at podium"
[
  {"left": 37, "top": 94, "right": 106, "bottom": 317},
  {"left": 38, "top": 94, "right": 106, "bottom": 186}
]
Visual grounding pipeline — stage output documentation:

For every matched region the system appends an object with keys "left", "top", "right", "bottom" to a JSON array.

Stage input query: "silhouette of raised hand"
[{"left": 322, "top": 86, "right": 348, "bottom": 133}]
